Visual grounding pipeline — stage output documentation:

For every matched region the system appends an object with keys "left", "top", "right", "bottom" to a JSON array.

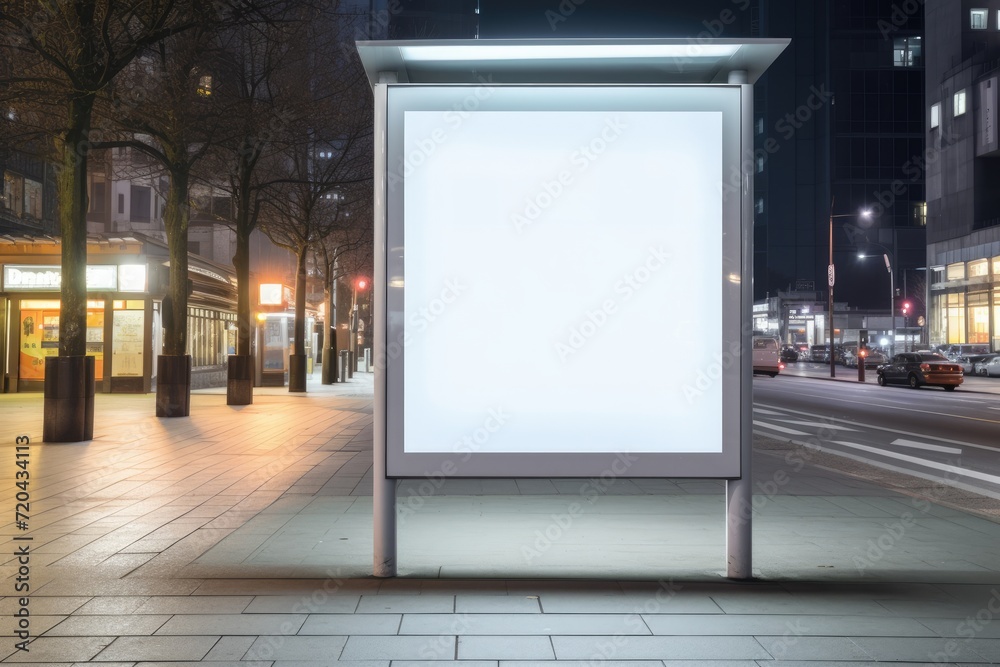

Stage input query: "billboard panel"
[{"left": 383, "top": 85, "right": 745, "bottom": 478}]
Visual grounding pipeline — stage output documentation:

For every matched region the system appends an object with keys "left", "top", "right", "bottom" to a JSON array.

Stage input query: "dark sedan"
[{"left": 877, "top": 352, "right": 964, "bottom": 391}]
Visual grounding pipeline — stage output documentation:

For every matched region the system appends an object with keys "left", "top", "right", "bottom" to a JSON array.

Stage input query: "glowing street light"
[{"left": 828, "top": 206, "right": 872, "bottom": 378}]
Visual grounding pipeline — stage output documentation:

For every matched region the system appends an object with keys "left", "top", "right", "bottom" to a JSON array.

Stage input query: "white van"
[{"left": 752, "top": 336, "right": 782, "bottom": 377}]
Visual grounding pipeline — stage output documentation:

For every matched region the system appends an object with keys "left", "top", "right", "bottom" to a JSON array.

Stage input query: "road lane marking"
[
  {"left": 754, "top": 407, "right": 787, "bottom": 416},
  {"left": 776, "top": 420, "right": 859, "bottom": 431},
  {"left": 890, "top": 438, "right": 962, "bottom": 455},
  {"left": 752, "top": 420, "right": 809, "bottom": 436},
  {"left": 832, "top": 440, "right": 1000, "bottom": 486},
  {"left": 752, "top": 403, "right": 1000, "bottom": 453},
  {"left": 757, "top": 386, "right": 1000, "bottom": 427},
  {"left": 776, "top": 444, "right": 1000, "bottom": 502}
]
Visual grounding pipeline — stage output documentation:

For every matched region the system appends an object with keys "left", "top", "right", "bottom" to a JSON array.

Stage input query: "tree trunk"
[
  {"left": 321, "top": 244, "right": 338, "bottom": 384},
  {"left": 232, "top": 151, "right": 256, "bottom": 357},
  {"left": 44, "top": 94, "right": 97, "bottom": 442},
  {"left": 163, "top": 166, "right": 190, "bottom": 355},
  {"left": 294, "top": 245, "right": 307, "bottom": 357},
  {"left": 156, "top": 164, "right": 192, "bottom": 417},
  {"left": 57, "top": 96, "right": 95, "bottom": 358},
  {"left": 288, "top": 244, "right": 308, "bottom": 392}
]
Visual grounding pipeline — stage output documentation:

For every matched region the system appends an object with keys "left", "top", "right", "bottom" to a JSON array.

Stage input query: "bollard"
[{"left": 339, "top": 350, "right": 349, "bottom": 382}]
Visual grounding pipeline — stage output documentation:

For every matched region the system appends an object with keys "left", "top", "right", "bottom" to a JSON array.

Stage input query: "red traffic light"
[{"left": 902, "top": 301, "right": 911, "bottom": 314}]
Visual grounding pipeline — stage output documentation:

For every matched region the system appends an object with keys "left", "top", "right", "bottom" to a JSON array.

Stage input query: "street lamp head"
[{"left": 860, "top": 208, "right": 872, "bottom": 219}]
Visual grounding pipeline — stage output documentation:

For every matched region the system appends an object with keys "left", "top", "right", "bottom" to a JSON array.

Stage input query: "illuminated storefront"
[
  {"left": 928, "top": 256, "right": 1000, "bottom": 350},
  {"left": 1, "top": 234, "right": 237, "bottom": 393}
]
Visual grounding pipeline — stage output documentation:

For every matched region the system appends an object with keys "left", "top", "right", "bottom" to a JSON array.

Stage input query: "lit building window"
[
  {"left": 756, "top": 155, "right": 764, "bottom": 173},
  {"left": 969, "top": 258, "right": 989, "bottom": 278},
  {"left": 893, "top": 37, "right": 921, "bottom": 67},
  {"left": 946, "top": 262, "right": 966, "bottom": 281},
  {"left": 914, "top": 202, "right": 927, "bottom": 226},
  {"left": 755, "top": 197, "right": 764, "bottom": 214},
  {"left": 930, "top": 103, "right": 940, "bottom": 129},
  {"left": 755, "top": 117, "right": 764, "bottom": 135},
  {"left": 971, "top": 8, "right": 988, "bottom": 29},
  {"left": 954, "top": 89, "right": 967, "bottom": 116}
]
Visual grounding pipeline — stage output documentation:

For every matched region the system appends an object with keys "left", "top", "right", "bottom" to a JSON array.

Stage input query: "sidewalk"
[{"left": 1, "top": 367, "right": 999, "bottom": 663}]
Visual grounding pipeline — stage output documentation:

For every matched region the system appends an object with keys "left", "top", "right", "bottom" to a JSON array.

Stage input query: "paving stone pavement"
[{"left": 1, "top": 368, "right": 999, "bottom": 665}]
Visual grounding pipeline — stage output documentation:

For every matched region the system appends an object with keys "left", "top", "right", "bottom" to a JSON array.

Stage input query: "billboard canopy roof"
[{"left": 356, "top": 38, "right": 789, "bottom": 86}]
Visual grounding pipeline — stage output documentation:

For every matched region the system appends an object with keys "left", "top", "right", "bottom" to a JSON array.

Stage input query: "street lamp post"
[
  {"left": 829, "top": 206, "right": 872, "bottom": 378},
  {"left": 885, "top": 253, "right": 894, "bottom": 358},
  {"left": 858, "top": 242, "right": 895, "bottom": 359}
]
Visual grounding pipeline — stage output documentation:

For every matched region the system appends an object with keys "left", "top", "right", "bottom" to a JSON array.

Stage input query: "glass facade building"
[{"left": 925, "top": 0, "right": 1000, "bottom": 351}]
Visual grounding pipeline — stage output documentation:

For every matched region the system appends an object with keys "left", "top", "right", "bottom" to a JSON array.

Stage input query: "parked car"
[
  {"left": 752, "top": 336, "right": 783, "bottom": 377},
  {"left": 780, "top": 344, "right": 799, "bottom": 363},
  {"left": 940, "top": 344, "right": 991, "bottom": 362},
  {"left": 876, "top": 352, "right": 964, "bottom": 391},
  {"left": 977, "top": 355, "right": 1000, "bottom": 377},
  {"left": 809, "top": 344, "right": 830, "bottom": 363},
  {"left": 861, "top": 350, "right": 888, "bottom": 368},
  {"left": 959, "top": 353, "right": 995, "bottom": 375}
]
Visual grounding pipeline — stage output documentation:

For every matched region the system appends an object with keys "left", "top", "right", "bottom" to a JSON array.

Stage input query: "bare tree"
[
  {"left": 257, "top": 7, "right": 372, "bottom": 391},
  {"left": 0, "top": 0, "right": 197, "bottom": 438}
]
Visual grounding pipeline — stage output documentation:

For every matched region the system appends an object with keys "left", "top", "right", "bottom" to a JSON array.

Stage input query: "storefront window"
[
  {"left": 186, "top": 307, "right": 232, "bottom": 367},
  {"left": 968, "top": 258, "right": 989, "bottom": 278},
  {"left": 930, "top": 294, "right": 947, "bottom": 347},
  {"left": 947, "top": 293, "right": 965, "bottom": 344},
  {"left": 994, "top": 288, "right": 1000, "bottom": 352},
  {"left": 112, "top": 301, "right": 144, "bottom": 378},
  {"left": 968, "top": 292, "right": 990, "bottom": 343},
  {"left": 993, "top": 256, "right": 1000, "bottom": 277},
  {"left": 19, "top": 300, "right": 105, "bottom": 381},
  {"left": 262, "top": 317, "right": 288, "bottom": 371},
  {"left": 946, "top": 262, "right": 966, "bottom": 281}
]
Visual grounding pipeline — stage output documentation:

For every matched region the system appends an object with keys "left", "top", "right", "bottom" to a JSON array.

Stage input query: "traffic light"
[{"left": 901, "top": 301, "right": 911, "bottom": 316}]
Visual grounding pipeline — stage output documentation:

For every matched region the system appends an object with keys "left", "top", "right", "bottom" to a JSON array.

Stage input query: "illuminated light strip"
[
  {"left": 833, "top": 441, "right": 1000, "bottom": 486},
  {"left": 399, "top": 44, "right": 741, "bottom": 62}
]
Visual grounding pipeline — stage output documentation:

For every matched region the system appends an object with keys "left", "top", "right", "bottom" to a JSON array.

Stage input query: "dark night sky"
[{"left": 479, "top": 0, "right": 756, "bottom": 39}]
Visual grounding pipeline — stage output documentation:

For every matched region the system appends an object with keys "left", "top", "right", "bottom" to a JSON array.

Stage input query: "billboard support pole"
[
  {"left": 725, "top": 68, "right": 753, "bottom": 580},
  {"left": 373, "top": 71, "right": 398, "bottom": 578}
]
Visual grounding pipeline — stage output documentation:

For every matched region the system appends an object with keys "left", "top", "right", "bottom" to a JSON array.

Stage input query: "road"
[{"left": 753, "top": 366, "right": 1000, "bottom": 500}]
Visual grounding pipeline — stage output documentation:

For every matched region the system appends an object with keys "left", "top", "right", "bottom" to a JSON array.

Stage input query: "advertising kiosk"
[{"left": 356, "top": 38, "right": 788, "bottom": 578}]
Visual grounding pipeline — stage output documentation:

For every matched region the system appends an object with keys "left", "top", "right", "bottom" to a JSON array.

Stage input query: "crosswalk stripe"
[
  {"left": 753, "top": 420, "right": 809, "bottom": 436},
  {"left": 890, "top": 438, "right": 962, "bottom": 455},
  {"left": 833, "top": 441, "right": 1000, "bottom": 486},
  {"left": 776, "top": 420, "right": 858, "bottom": 432}
]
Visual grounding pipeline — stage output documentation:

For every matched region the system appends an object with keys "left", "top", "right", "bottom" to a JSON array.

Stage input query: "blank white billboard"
[{"left": 384, "top": 85, "right": 745, "bottom": 477}]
